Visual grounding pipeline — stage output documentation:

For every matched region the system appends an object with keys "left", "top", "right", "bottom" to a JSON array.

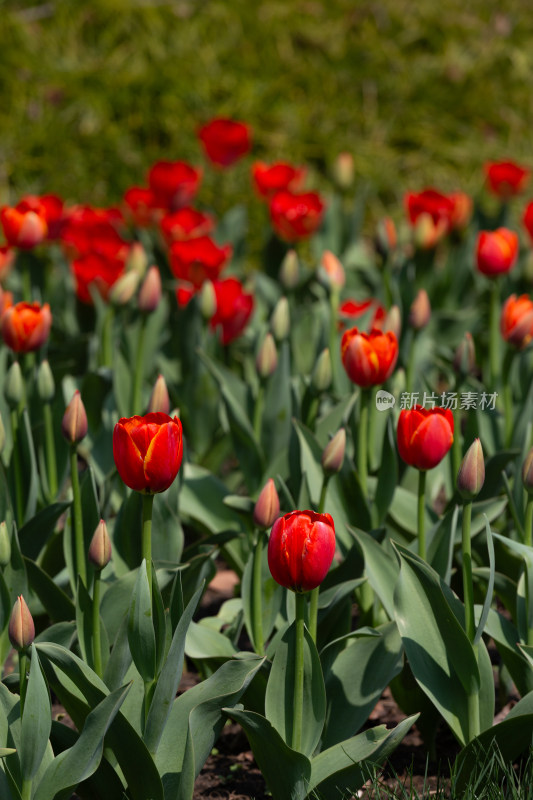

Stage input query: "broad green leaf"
[
  {"left": 389, "top": 484, "right": 435, "bottom": 536},
  {"left": 180, "top": 463, "right": 243, "bottom": 534},
  {"left": 24, "top": 557, "right": 74, "bottom": 622},
  {"left": 225, "top": 709, "right": 311, "bottom": 800},
  {"left": 20, "top": 649, "right": 51, "bottom": 781},
  {"left": 18, "top": 502, "right": 70, "bottom": 561},
  {"left": 128, "top": 560, "right": 156, "bottom": 682},
  {"left": 112, "top": 489, "right": 143, "bottom": 571},
  {"left": 349, "top": 527, "right": 399, "bottom": 619},
  {"left": 262, "top": 340, "right": 292, "bottom": 471},
  {"left": 265, "top": 621, "right": 326, "bottom": 757},
  {"left": 103, "top": 613, "right": 132, "bottom": 691},
  {"left": 185, "top": 621, "right": 237, "bottom": 660},
  {"left": 19, "top": 409, "right": 39, "bottom": 524},
  {"left": 473, "top": 516, "right": 495, "bottom": 646},
  {"left": 241, "top": 537, "right": 283, "bottom": 653},
  {"left": 75, "top": 576, "right": 109, "bottom": 673},
  {"left": 481, "top": 608, "right": 533, "bottom": 699},
  {"left": 374, "top": 415, "right": 398, "bottom": 524}
]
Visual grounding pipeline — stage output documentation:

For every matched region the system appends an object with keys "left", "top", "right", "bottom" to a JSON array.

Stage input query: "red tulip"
[
  {"left": 175, "top": 282, "right": 196, "bottom": 309},
  {"left": 338, "top": 299, "right": 386, "bottom": 332},
  {"left": 397, "top": 406, "right": 454, "bottom": 471},
  {"left": 404, "top": 188, "right": 455, "bottom": 228},
  {"left": 160, "top": 207, "right": 215, "bottom": 243},
  {"left": 522, "top": 201, "right": 533, "bottom": 244},
  {"left": 169, "top": 235, "right": 232, "bottom": 288},
  {"left": 484, "top": 160, "right": 530, "bottom": 198},
  {"left": 269, "top": 190, "right": 325, "bottom": 241},
  {"left": 501, "top": 294, "right": 533, "bottom": 349},
  {"left": 252, "top": 161, "right": 306, "bottom": 199},
  {"left": 113, "top": 412, "right": 183, "bottom": 494},
  {"left": 123, "top": 186, "right": 158, "bottom": 227},
  {"left": 210, "top": 277, "right": 254, "bottom": 345},
  {"left": 267, "top": 510, "right": 336, "bottom": 593},
  {"left": 476, "top": 228, "right": 518, "bottom": 277},
  {"left": 0, "top": 204, "right": 48, "bottom": 249},
  {"left": 341, "top": 327, "right": 398, "bottom": 388},
  {"left": 1, "top": 301, "right": 52, "bottom": 353},
  {"left": 198, "top": 118, "right": 252, "bottom": 167},
  {"left": 70, "top": 252, "right": 126, "bottom": 304},
  {"left": 0, "top": 286, "right": 13, "bottom": 317},
  {"left": 449, "top": 191, "right": 473, "bottom": 231},
  {"left": 148, "top": 160, "right": 202, "bottom": 210},
  {"left": 0, "top": 245, "right": 15, "bottom": 281}
]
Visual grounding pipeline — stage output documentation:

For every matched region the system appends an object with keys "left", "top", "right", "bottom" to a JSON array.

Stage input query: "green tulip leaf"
[
  {"left": 128, "top": 559, "right": 156, "bottom": 682},
  {"left": 374, "top": 415, "right": 398, "bottom": 524},
  {"left": 18, "top": 502, "right": 70, "bottom": 562},
  {"left": 185, "top": 620, "right": 237, "bottom": 660},
  {"left": 20, "top": 648, "right": 51, "bottom": 782},
  {"left": 349, "top": 527, "right": 399, "bottom": 620},
  {"left": 75, "top": 575, "right": 109, "bottom": 673},
  {"left": 241, "top": 538, "right": 283, "bottom": 653},
  {"left": 262, "top": 340, "right": 292, "bottom": 473},
  {"left": 24, "top": 557, "right": 75, "bottom": 622}
]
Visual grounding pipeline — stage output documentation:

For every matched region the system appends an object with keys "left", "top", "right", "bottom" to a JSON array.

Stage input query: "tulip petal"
[
  {"left": 144, "top": 419, "right": 183, "bottom": 493},
  {"left": 113, "top": 423, "right": 147, "bottom": 492},
  {"left": 410, "top": 414, "right": 454, "bottom": 470}
]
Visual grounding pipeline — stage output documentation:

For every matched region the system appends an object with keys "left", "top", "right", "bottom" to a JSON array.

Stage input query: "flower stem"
[
  {"left": 525, "top": 496, "right": 533, "bottom": 549},
  {"left": 461, "top": 499, "right": 480, "bottom": 740},
  {"left": 253, "top": 382, "right": 264, "bottom": 442},
  {"left": 489, "top": 281, "right": 500, "bottom": 389},
  {"left": 502, "top": 348, "right": 514, "bottom": 447},
  {"left": 100, "top": 305, "right": 115, "bottom": 369},
  {"left": 358, "top": 390, "right": 369, "bottom": 496},
  {"left": 70, "top": 444, "right": 86, "bottom": 587},
  {"left": 406, "top": 330, "right": 417, "bottom": 394},
  {"left": 43, "top": 401, "right": 58, "bottom": 500},
  {"left": 308, "top": 476, "right": 330, "bottom": 643},
  {"left": 451, "top": 406, "right": 462, "bottom": 489},
  {"left": 10, "top": 410, "right": 24, "bottom": 526},
  {"left": 142, "top": 492, "right": 154, "bottom": 603},
  {"left": 92, "top": 571, "right": 102, "bottom": 677},
  {"left": 131, "top": 314, "right": 147, "bottom": 414},
  {"left": 417, "top": 470, "right": 427, "bottom": 561},
  {"left": 251, "top": 530, "right": 264, "bottom": 654},
  {"left": 19, "top": 650, "right": 29, "bottom": 716},
  {"left": 292, "top": 592, "right": 306, "bottom": 752},
  {"left": 328, "top": 289, "right": 340, "bottom": 389},
  {"left": 21, "top": 779, "right": 32, "bottom": 800}
]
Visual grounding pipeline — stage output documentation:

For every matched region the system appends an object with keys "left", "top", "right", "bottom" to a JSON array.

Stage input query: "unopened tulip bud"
[
  {"left": 453, "top": 332, "right": 476, "bottom": 377},
  {"left": 0, "top": 412, "right": 5, "bottom": 453},
  {"left": 8, "top": 595, "right": 34, "bottom": 651},
  {"left": 5, "top": 362, "right": 23, "bottom": 409},
  {"left": 312, "top": 348, "right": 332, "bottom": 392},
  {"left": 199, "top": 280, "right": 216, "bottom": 319},
  {"left": 523, "top": 448, "right": 533, "bottom": 495},
  {"left": 409, "top": 289, "right": 431, "bottom": 331},
  {"left": 384, "top": 305, "right": 402, "bottom": 340},
  {"left": 88, "top": 519, "right": 112, "bottom": 571},
  {"left": 457, "top": 439, "right": 485, "bottom": 499},
  {"left": 375, "top": 217, "right": 397, "bottom": 260},
  {"left": 413, "top": 213, "right": 447, "bottom": 250},
  {"left": 109, "top": 271, "right": 140, "bottom": 306},
  {"left": 138, "top": 266, "right": 162, "bottom": 313},
  {"left": 62, "top": 390, "right": 88, "bottom": 444},
  {"left": 318, "top": 251, "right": 345, "bottom": 291},
  {"left": 37, "top": 359, "right": 55, "bottom": 402},
  {"left": 256, "top": 333, "right": 278, "bottom": 379},
  {"left": 126, "top": 241, "right": 148, "bottom": 277},
  {"left": 147, "top": 374, "right": 170, "bottom": 414},
  {"left": 321, "top": 429, "right": 346, "bottom": 475},
  {"left": 271, "top": 296, "right": 290, "bottom": 341},
  {"left": 333, "top": 152, "right": 355, "bottom": 190},
  {"left": 0, "top": 521, "right": 11, "bottom": 567},
  {"left": 253, "top": 478, "right": 280, "bottom": 529},
  {"left": 279, "top": 249, "right": 299, "bottom": 289}
]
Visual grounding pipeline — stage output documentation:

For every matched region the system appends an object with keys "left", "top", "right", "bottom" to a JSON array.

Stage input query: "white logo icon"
[{"left": 376, "top": 390, "right": 395, "bottom": 411}]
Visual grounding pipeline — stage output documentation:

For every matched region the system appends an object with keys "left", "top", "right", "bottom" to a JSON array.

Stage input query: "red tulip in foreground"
[
  {"left": 113, "top": 412, "right": 183, "bottom": 493},
  {"left": 476, "top": 228, "right": 518, "bottom": 277},
  {"left": 397, "top": 406, "right": 454, "bottom": 471},
  {"left": 341, "top": 327, "right": 398, "bottom": 387},
  {"left": 198, "top": 118, "right": 252, "bottom": 167},
  {"left": 1, "top": 301, "right": 52, "bottom": 353},
  {"left": 268, "top": 510, "right": 336, "bottom": 593},
  {"left": 501, "top": 294, "right": 533, "bottom": 349}
]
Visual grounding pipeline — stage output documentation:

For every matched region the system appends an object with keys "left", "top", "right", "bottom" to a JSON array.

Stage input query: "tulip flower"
[
  {"left": 198, "top": 118, "right": 252, "bottom": 167},
  {"left": 375, "top": 217, "right": 397, "bottom": 261},
  {"left": 269, "top": 190, "right": 325, "bottom": 242},
  {"left": 0, "top": 245, "right": 15, "bottom": 281},
  {"left": 123, "top": 186, "right": 157, "bottom": 227},
  {"left": 404, "top": 188, "right": 455, "bottom": 232},
  {"left": 501, "top": 294, "right": 533, "bottom": 349},
  {"left": 476, "top": 228, "right": 518, "bottom": 278},
  {"left": 210, "top": 278, "right": 254, "bottom": 345},
  {"left": 147, "top": 160, "right": 202, "bottom": 210},
  {"left": 160, "top": 207, "right": 215, "bottom": 243},
  {"left": 0, "top": 204, "right": 48, "bottom": 249},
  {"left": 252, "top": 161, "right": 306, "bottom": 199},
  {"left": 267, "top": 510, "right": 336, "bottom": 594},
  {"left": 138, "top": 266, "right": 162, "bottom": 313},
  {"left": 1, "top": 301, "right": 52, "bottom": 353},
  {"left": 341, "top": 327, "right": 398, "bottom": 389},
  {"left": 113, "top": 413, "right": 183, "bottom": 495},
  {"left": 484, "top": 160, "right": 530, "bottom": 198},
  {"left": 169, "top": 236, "right": 232, "bottom": 288}
]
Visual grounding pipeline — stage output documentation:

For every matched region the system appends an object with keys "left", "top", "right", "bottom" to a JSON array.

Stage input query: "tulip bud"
[
  {"left": 457, "top": 439, "right": 485, "bottom": 499},
  {"left": 4, "top": 362, "right": 24, "bottom": 409},
  {"left": 318, "top": 251, "right": 345, "bottom": 291},
  {"left": 138, "top": 266, "right": 162, "bottom": 313},
  {"left": 413, "top": 213, "right": 447, "bottom": 250},
  {"left": 0, "top": 412, "right": 5, "bottom": 453},
  {"left": 409, "top": 289, "right": 431, "bottom": 331},
  {"left": 199, "top": 280, "right": 216, "bottom": 319},
  {"left": 453, "top": 332, "right": 476, "bottom": 377},
  {"left": 271, "top": 296, "right": 290, "bottom": 341},
  {"left": 311, "top": 348, "right": 332, "bottom": 392},
  {"left": 523, "top": 448, "right": 533, "bottom": 495},
  {"left": 8, "top": 595, "right": 35, "bottom": 651},
  {"left": 88, "top": 519, "right": 112, "bottom": 571},
  {"left": 321, "top": 429, "right": 346, "bottom": 475},
  {"left": 37, "top": 359, "right": 55, "bottom": 402},
  {"left": 256, "top": 333, "right": 278, "bottom": 379},
  {"left": 147, "top": 374, "right": 170, "bottom": 415},
  {"left": 253, "top": 478, "right": 280, "bottom": 529},
  {"left": 126, "top": 241, "right": 148, "bottom": 277},
  {"left": 109, "top": 271, "right": 140, "bottom": 306},
  {"left": 62, "top": 390, "right": 88, "bottom": 444},
  {"left": 333, "top": 152, "right": 355, "bottom": 190},
  {"left": 375, "top": 217, "right": 397, "bottom": 261},
  {"left": 0, "top": 521, "right": 11, "bottom": 567},
  {"left": 268, "top": 510, "right": 336, "bottom": 592},
  {"left": 279, "top": 249, "right": 299, "bottom": 289},
  {"left": 384, "top": 305, "right": 402, "bottom": 340}
]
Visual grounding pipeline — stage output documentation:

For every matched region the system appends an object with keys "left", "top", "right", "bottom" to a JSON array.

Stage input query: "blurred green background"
[{"left": 1, "top": 0, "right": 532, "bottom": 212}]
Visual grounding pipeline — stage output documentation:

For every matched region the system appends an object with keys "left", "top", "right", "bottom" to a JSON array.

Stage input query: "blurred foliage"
[{"left": 1, "top": 0, "right": 533, "bottom": 212}]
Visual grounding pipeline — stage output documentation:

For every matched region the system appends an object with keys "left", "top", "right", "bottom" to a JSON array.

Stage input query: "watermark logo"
[{"left": 376, "top": 390, "right": 396, "bottom": 411}]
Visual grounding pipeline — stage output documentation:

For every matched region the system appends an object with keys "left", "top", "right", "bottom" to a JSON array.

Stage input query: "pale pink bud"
[
  {"left": 138, "top": 266, "right": 162, "bottom": 313},
  {"left": 256, "top": 333, "right": 278, "bottom": 379},
  {"left": 321, "top": 429, "right": 346, "bottom": 475},
  {"left": 409, "top": 289, "right": 431, "bottom": 331},
  {"left": 9, "top": 595, "right": 35, "bottom": 650},
  {"left": 457, "top": 439, "right": 485, "bottom": 500},
  {"left": 319, "top": 251, "right": 345, "bottom": 291},
  {"left": 88, "top": 519, "right": 112, "bottom": 571},
  {"left": 62, "top": 390, "right": 88, "bottom": 444},
  {"left": 253, "top": 478, "right": 280, "bottom": 529},
  {"left": 147, "top": 374, "right": 170, "bottom": 415},
  {"left": 333, "top": 152, "right": 354, "bottom": 189},
  {"left": 384, "top": 305, "right": 402, "bottom": 340}
]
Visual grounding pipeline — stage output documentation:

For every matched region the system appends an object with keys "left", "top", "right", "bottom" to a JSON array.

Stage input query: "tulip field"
[{"left": 2, "top": 122, "right": 533, "bottom": 800}]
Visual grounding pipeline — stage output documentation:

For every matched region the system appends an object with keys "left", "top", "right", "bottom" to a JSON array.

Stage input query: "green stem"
[
  {"left": 10, "top": 410, "right": 24, "bottom": 526},
  {"left": 467, "top": 648, "right": 480, "bottom": 742},
  {"left": 292, "top": 592, "right": 306, "bottom": 752},
  {"left": 305, "top": 395, "right": 319, "bottom": 430},
  {"left": 309, "top": 475, "right": 330, "bottom": 643},
  {"left": 251, "top": 531, "right": 264, "bottom": 654},
  {"left": 406, "top": 330, "right": 417, "bottom": 394},
  {"left": 358, "top": 390, "right": 369, "bottom": 496},
  {"left": 525, "top": 497, "right": 533, "bottom": 549},
  {"left": 131, "top": 314, "right": 147, "bottom": 414},
  {"left": 92, "top": 571, "right": 102, "bottom": 677},
  {"left": 21, "top": 778, "right": 32, "bottom": 800},
  {"left": 489, "top": 281, "right": 500, "bottom": 390},
  {"left": 143, "top": 679, "right": 155, "bottom": 732},
  {"left": 43, "top": 402, "right": 58, "bottom": 499},
  {"left": 417, "top": 470, "right": 427, "bottom": 561},
  {"left": 451, "top": 408, "right": 462, "bottom": 489},
  {"left": 100, "top": 304, "right": 115, "bottom": 369},
  {"left": 21, "top": 261, "right": 32, "bottom": 304},
  {"left": 70, "top": 445, "right": 86, "bottom": 587},
  {"left": 502, "top": 348, "right": 514, "bottom": 447},
  {"left": 142, "top": 492, "right": 154, "bottom": 602},
  {"left": 328, "top": 289, "right": 340, "bottom": 389},
  {"left": 462, "top": 501, "right": 475, "bottom": 642},
  {"left": 19, "top": 651, "right": 29, "bottom": 716},
  {"left": 253, "top": 382, "right": 264, "bottom": 442}
]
